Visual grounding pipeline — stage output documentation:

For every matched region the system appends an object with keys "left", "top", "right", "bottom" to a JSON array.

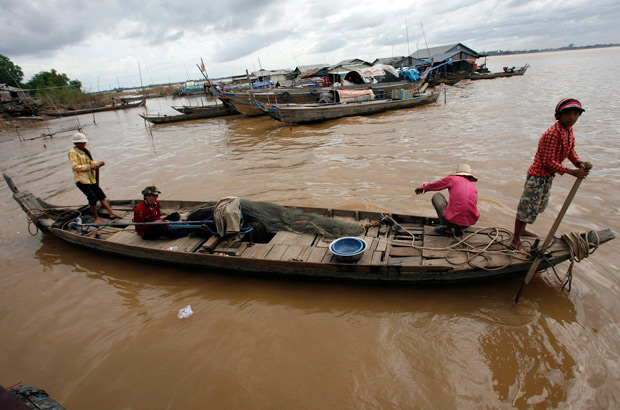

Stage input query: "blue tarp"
[
  {"left": 403, "top": 69, "right": 420, "bottom": 82},
  {"left": 252, "top": 80, "right": 274, "bottom": 89}
]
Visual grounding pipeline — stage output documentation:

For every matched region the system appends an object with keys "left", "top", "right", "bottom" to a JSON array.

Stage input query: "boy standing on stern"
[{"left": 510, "top": 98, "right": 591, "bottom": 250}]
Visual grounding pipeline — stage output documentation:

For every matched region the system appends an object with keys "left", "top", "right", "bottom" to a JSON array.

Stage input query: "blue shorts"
[{"left": 76, "top": 182, "right": 106, "bottom": 206}]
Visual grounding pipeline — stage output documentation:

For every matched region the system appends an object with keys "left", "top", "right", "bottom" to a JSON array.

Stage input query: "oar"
[
  {"left": 71, "top": 220, "right": 213, "bottom": 228},
  {"left": 513, "top": 162, "right": 592, "bottom": 304}
]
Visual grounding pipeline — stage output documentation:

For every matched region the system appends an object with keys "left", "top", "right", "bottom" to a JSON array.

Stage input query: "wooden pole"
[{"left": 513, "top": 162, "right": 592, "bottom": 304}]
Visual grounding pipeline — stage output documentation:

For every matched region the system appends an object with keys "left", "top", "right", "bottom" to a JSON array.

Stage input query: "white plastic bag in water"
[{"left": 178, "top": 305, "right": 193, "bottom": 319}]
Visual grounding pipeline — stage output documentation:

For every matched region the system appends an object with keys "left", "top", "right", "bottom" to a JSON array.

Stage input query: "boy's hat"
[
  {"left": 72, "top": 133, "right": 88, "bottom": 143},
  {"left": 454, "top": 164, "right": 477, "bottom": 182},
  {"left": 555, "top": 98, "right": 585, "bottom": 115},
  {"left": 142, "top": 186, "right": 161, "bottom": 196}
]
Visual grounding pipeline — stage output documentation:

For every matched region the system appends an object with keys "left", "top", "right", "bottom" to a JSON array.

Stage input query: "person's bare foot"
[
  {"left": 522, "top": 230, "right": 538, "bottom": 237},
  {"left": 508, "top": 240, "right": 527, "bottom": 251},
  {"left": 110, "top": 213, "right": 123, "bottom": 219},
  {"left": 94, "top": 218, "right": 103, "bottom": 224}
]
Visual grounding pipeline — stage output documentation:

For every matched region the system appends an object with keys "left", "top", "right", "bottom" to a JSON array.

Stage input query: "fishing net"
[{"left": 186, "top": 199, "right": 363, "bottom": 240}]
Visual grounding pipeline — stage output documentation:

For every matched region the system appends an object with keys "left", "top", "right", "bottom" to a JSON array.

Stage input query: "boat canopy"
[{"left": 336, "top": 63, "right": 401, "bottom": 84}]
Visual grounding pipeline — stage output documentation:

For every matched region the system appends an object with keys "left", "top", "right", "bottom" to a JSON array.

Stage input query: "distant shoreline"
[{"left": 482, "top": 43, "right": 619, "bottom": 56}]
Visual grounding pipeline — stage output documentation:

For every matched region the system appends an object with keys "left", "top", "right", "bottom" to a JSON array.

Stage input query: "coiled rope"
[
  {"left": 375, "top": 215, "right": 532, "bottom": 271},
  {"left": 552, "top": 230, "right": 601, "bottom": 292},
  {"left": 25, "top": 209, "right": 82, "bottom": 236}
]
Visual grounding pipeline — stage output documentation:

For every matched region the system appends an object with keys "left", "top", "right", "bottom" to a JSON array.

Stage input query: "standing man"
[
  {"left": 510, "top": 98, "right": 590, "bottom": 250},
  {"left": 68, "top": 132, "right": 122, "bottom": 224}
]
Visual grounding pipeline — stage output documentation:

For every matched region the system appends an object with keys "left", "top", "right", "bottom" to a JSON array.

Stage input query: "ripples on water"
[{"left": 1, "top": 48, "right": 619, "bottom": 409}]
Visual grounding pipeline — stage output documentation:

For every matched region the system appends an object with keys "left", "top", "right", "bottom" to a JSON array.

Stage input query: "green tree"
[
  {"left": 24, "top": 69, "right": 89, "bottom": 107},
  {"left": 0, "top": 54, "right": 24, "bottom": 87},
  {"left": 69, "top": 79, "right": 82, "bottom": 89},
  {"left": 25, "top": 69, "right": 72, "bottom": 90}
]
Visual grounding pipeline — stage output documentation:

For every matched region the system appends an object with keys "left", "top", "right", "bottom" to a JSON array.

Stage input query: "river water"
[{"left": 1, "top": 47, "right": 619, "bottom": 409}]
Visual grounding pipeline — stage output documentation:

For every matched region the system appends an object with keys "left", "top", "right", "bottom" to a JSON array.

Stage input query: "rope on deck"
[
  {"left": 25, "top": 209, "right": 83, "bottom": 235},
  {"left": 378, "top": 215, "right": 532, "bottom": 270}
]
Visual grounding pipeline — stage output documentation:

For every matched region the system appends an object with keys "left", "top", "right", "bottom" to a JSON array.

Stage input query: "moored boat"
[
  {"left": 469, "top": 63, "right": 529, "bottom": 79},
  {"left": 43, "top": 99, "right": 145, "bottom": 117},
  {"left": 140, "top": 105, "right": 238, "bottom": 124},
  {"left": 256, "top": 86, "right": 442, "bottom": 125},
  {"left": 212, "top": 78, "right": 430, "bottom": 117},
  {"left": 4, "top": 173, "right": 613, "bottom": 285},
  {"left": 171, "top": 105, "right": 222, "bottom": 114},
  {"left": 439, "top": 64, "right": 529, "bottom": 83}
]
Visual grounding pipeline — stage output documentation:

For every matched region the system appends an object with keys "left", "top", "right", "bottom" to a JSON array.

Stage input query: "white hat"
[
  {"left": 72, "top": 133, "right": 88, "bottom": 143},
  {"left": 454, "top": 164, "right": 477, "bottom": 181}
]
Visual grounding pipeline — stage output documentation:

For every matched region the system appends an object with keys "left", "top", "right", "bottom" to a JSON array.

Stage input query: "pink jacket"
[{"left": 419, "top": 175, "right": 480, "bottom": 226}]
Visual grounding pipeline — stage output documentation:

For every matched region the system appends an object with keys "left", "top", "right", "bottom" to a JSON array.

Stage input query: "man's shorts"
[
  {"left": 516, "top": 174, "right": 553, "bottom": 223},
  {"left": 76, "top": 182, "right": 106, "bottom": 206}
]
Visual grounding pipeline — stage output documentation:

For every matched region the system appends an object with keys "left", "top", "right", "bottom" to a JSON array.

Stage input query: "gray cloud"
[{"left": 1, "top": 0, "right": 618, "bottom": 87}]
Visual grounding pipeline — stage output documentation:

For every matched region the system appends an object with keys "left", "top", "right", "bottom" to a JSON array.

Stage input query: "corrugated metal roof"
[{"left": 411, "top": 43, "right": 480, "bottom": 60}]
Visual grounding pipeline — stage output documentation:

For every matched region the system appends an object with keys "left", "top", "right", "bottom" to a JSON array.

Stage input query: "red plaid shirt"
[{"left": 528, "top": 121, "right": 581, "bottom": 177}]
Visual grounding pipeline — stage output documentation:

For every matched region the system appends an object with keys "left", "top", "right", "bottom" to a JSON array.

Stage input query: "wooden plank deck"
[{"left": 104, "top": 228, "right": 206, "bottom": 252}]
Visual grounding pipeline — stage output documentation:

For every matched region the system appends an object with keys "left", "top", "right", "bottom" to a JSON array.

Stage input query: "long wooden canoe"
[
  {"left": 140, "top": 105, "right": 238, "bottom": 124},
  {"left": 171, "top": 104, "right": 233, "bottom": 114},
  {"left": 4, "top": 173, "right": 613, "bottom": 285},
  {"left": 43, "top": 99, "right": 145, "bottom": 117},
  {"left": 256, "top": 87, "right": 442, "bottom": 124},
  {"left": 438, "top": 64, "right": 530, "bottom": 84},
  {"left": 211, "top": 79, "right": 429, "bottom": 117},
  {"left": 469, "top": 64, "right": 529, "bottom": 80}
]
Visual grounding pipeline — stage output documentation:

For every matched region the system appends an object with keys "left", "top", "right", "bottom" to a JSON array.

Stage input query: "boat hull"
[
  {"left": 214, "top": 81, "right": 426, "bottom": 117},
  {"left": 140, "top": 105, "right": 237, "bottom": 124},
  {"left": 43, "top": 99, "right": 145, "bottom": 117},
  {"left": 261, "top": 89, "right": 441, "bottom": 124},
  {"left": 5, "top": 173, "right": 613, "bottom": 285}
]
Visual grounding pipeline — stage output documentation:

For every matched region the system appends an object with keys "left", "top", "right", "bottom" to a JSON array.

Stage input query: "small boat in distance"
[
  {"left": 438, "top": 64, "right": 530, "bottom": 84},
  {"left": 140, "top": 105, "right": 238, "bottom": 124},
  {"left": 5, "top": 173, "right": 612, "bottom": 285},
  {"left": 43, "top": 99, "right": 145, "bottom": 117},
  {"left": 470, "top": 63, "right": 530, "bottom": 79}
]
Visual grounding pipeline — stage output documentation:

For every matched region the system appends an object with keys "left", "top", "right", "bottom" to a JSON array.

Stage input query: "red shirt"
[
  {"left": 134, "top": 200, "right": 162, "bottom": 238},
  {"left": 528, "top": 121, "right": 581, "bottom": 177},
  {"left": 419, "top": 175, "right": 480, "bottom": 226}
]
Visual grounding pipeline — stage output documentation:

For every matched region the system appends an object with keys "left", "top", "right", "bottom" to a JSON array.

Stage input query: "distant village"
[
  {"left": 2, "top": 41, "right": 617, "bottom": 118},
  {"left": 132, "top": 42, "right": 495, "bottom": 95},
  {"left": 120, "top": 42, "right": 620, "bottom": 95}
]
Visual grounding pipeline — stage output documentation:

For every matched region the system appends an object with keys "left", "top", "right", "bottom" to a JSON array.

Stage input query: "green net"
[{"left": 187, "top": 200, "right": 363, "bottom": 239}]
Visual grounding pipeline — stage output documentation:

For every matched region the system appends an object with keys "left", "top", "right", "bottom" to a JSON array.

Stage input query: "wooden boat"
[
  {"left": 5, "top": 173, "right": 613, "bottom": 285},
  {"left": 2, "top": 384, "right": 67, "bottom": 410},
  {"left": 43, "top": 99, "right": 145, "bottom": 117},
  {"left": 438, "top": 64, "right": 529, "bottom": 83},
  {"left": 140, "top": 105, "right": 238, "bottom": 124},
  {"left": 113, "top": 95, "right": 145, "bottom": 102},
  {"left": 171, "top": 105, "right": 219, "bottom": 114},
  {"left": 469, "top": 64, "right": 529, "bottom": 80},
  {"left": 256, "top": 86, "right": 442, "bottom": 125},
  {"left": 211, "top": 79, "right": 429, "bottom": 117}
]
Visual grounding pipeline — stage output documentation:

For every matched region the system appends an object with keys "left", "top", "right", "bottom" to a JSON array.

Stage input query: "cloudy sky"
[{"left": 2, "top": 0, "right": 618, "bottom": 90}]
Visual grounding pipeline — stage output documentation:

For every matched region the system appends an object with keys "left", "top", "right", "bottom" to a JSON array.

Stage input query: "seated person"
[
  {"left": 134, "top": 186, "right": 188, "bottom": 240},
  {"left": 415, "top": 164, "right": 480, "bottom": 236}
]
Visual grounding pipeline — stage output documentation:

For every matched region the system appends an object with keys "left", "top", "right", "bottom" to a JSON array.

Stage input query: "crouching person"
[
  {"left": 415, "top": 164, "right": 480, "bottom": 237},
  {"left": 134, "top": 186, "right": 189, "bottom": 240}
]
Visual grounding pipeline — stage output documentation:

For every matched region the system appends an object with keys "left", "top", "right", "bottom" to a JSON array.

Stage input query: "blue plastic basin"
[{"left": 329, "top": 237, "right": 367, "bottom": 262}]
